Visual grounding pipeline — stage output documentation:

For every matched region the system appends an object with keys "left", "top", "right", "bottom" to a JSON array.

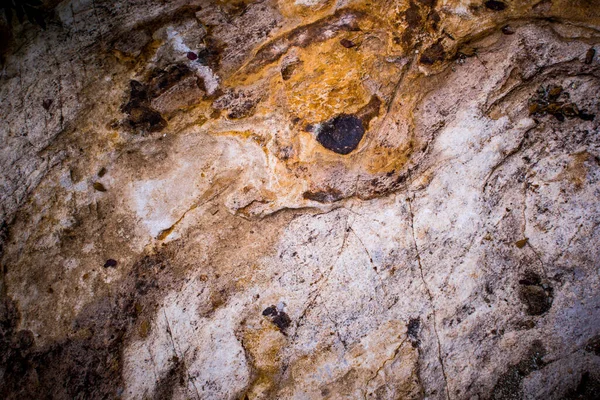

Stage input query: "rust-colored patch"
[
  {"left": 242, "top": 8, "right": 365, "bottom": 75},
  {"left": 515, "top": 238, "right": 529, "bottom": 248},
  {"left": 240, "top": 323, "right": 287, "bottom": 398},
  {"left": 138, "top": 319, "right": 151, "bottom": 338},
  {"left": 281, "top": 38, "right": 370, "bottom": 123},
  {"left": 562, "top": 152, "right": 591, "bottom": 190}
]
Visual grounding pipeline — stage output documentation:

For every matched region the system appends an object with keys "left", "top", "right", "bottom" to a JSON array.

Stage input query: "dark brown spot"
[
  {"left": 42, "top": 99, "right": 53, "bottom": 110},
  {"left": 428, "top": 9, "right": 441, "bottom": 29},
  {"left": 585, "top": 335, "right": 600, "bottom": 356},
  {"left": 585, "top": 47, "right": 596, "bottom": 64},
  {"left": 548, "top": 85, "right": 562, "bottom": 101},
  {"left": 517, "top": 273, "right": 553, "bottom": 316},
  {"left": 340, "top": 38, "right": 356, "bottom": 48},
  {"left": 272, "top": 312, "right": 291, "bottom": 332},
  {"left": 518, "top": 271, "right": 541, "bottom": 286},
  {"left": 404, "top": 1, "right": 423, "bottom": 29},
  {"left": 262, "top": 306, "right": 291, "bottom": 333},
  {"left": 104, "top": 259, "right": 118, "bottom": 268},
  {"left": 528, "top": 84, "right": 593, "bottom": 123},
  {"left": 515, "top": 238, "right": 528, "bottom": 248},
  {"left": 485, "top": 0, "right": 507, "bottom": 11},
  {"left": 514, "top": 319, "right": 536, "bottom": 330},
  {"left": 519, "top": 285, "right": 551, "bottom": 315},
  {"left": 561, "top": 103, "right": 579, "bottom": 118},
  {"left": 121, "top": 80, "right": 167, "bottom": 134},
  {"left": 93, "top": 182, "right": 107, "bottom": 192},
  {"left": 128, "top": 106, "right": 167, "bottom": 132},
  {"left": 262, "top": 305, "right": 277, "bottom": 316},
  {"left": 281, "top": 62, "right": 300, "bottom": 81},
  {"left": 152, "top": 356, "right": 186, "bottom": 399},
  {"left": 303, "top": 188, "right": 344, "bottom": 203},
  {"left": 356, "top": 96, "right": 382, "bottom": 127},
  {"left": 14, "top": 330, "right": 35, "bottom": 350},
  {"left": 420, "top": 42, "right": 445, "bottom": 65}
]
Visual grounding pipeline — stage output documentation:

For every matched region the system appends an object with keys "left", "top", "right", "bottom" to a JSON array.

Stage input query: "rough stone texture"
[{"left": 1, "top": 0, "right": 600, "bottom": 399}]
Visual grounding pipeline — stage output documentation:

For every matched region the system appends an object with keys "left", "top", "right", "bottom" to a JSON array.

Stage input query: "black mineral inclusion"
[{"left": 316, "top": 114, "right": 365, "bottom": 155}]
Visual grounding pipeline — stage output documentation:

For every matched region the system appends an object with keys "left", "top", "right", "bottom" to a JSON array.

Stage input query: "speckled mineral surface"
[{"left": 1, "top": 0, "right": 600, "bottom": 399}]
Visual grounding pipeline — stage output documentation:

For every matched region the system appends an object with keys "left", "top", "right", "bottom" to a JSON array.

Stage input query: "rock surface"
[{"left": 1, "top": 0, "right": 600, "bottom": 399}]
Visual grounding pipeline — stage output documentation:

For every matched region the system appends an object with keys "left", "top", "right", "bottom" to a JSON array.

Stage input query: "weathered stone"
[
  {"left": 1, "top": 1, "right": 600, "bottom": 399},
  {"left": 150, "top": 76, "right": 205, "bottom": 115}
]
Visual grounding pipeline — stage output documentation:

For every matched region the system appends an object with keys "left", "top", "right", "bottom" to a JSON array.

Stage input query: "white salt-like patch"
[
  {"left": 73, "top": 181, "right": 87, "bottom": 192},
  {"left": 294, "top": 0, "right": 323, "bottom": 6},
  {"left": 132, "top": 179, "right": 176, "bottom": 238}
]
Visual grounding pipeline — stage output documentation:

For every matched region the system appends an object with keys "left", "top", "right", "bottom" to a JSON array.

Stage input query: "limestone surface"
[{"left": 1, "top": 0, "right": 600, "bottom": 399}]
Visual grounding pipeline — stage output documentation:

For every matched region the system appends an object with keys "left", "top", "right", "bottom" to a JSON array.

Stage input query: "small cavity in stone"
[
  {"left": 484, "top": 1, "right": 507, "bottom": 11},
  {"left": 517, "top": 271, "right": 553, "bottom": 316},
  {"left": 585, "top": 48, "right": 596, "bottom": 65}
]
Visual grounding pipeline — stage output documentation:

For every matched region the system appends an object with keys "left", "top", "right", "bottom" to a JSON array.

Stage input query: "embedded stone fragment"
[{"left": 316, "top": 114, "right": 365, "bottom": 155}]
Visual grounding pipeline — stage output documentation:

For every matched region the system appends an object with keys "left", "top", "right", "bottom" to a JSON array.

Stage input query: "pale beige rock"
[{"left": 1, "top": 0, "right": 600, "bottom": 399}]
